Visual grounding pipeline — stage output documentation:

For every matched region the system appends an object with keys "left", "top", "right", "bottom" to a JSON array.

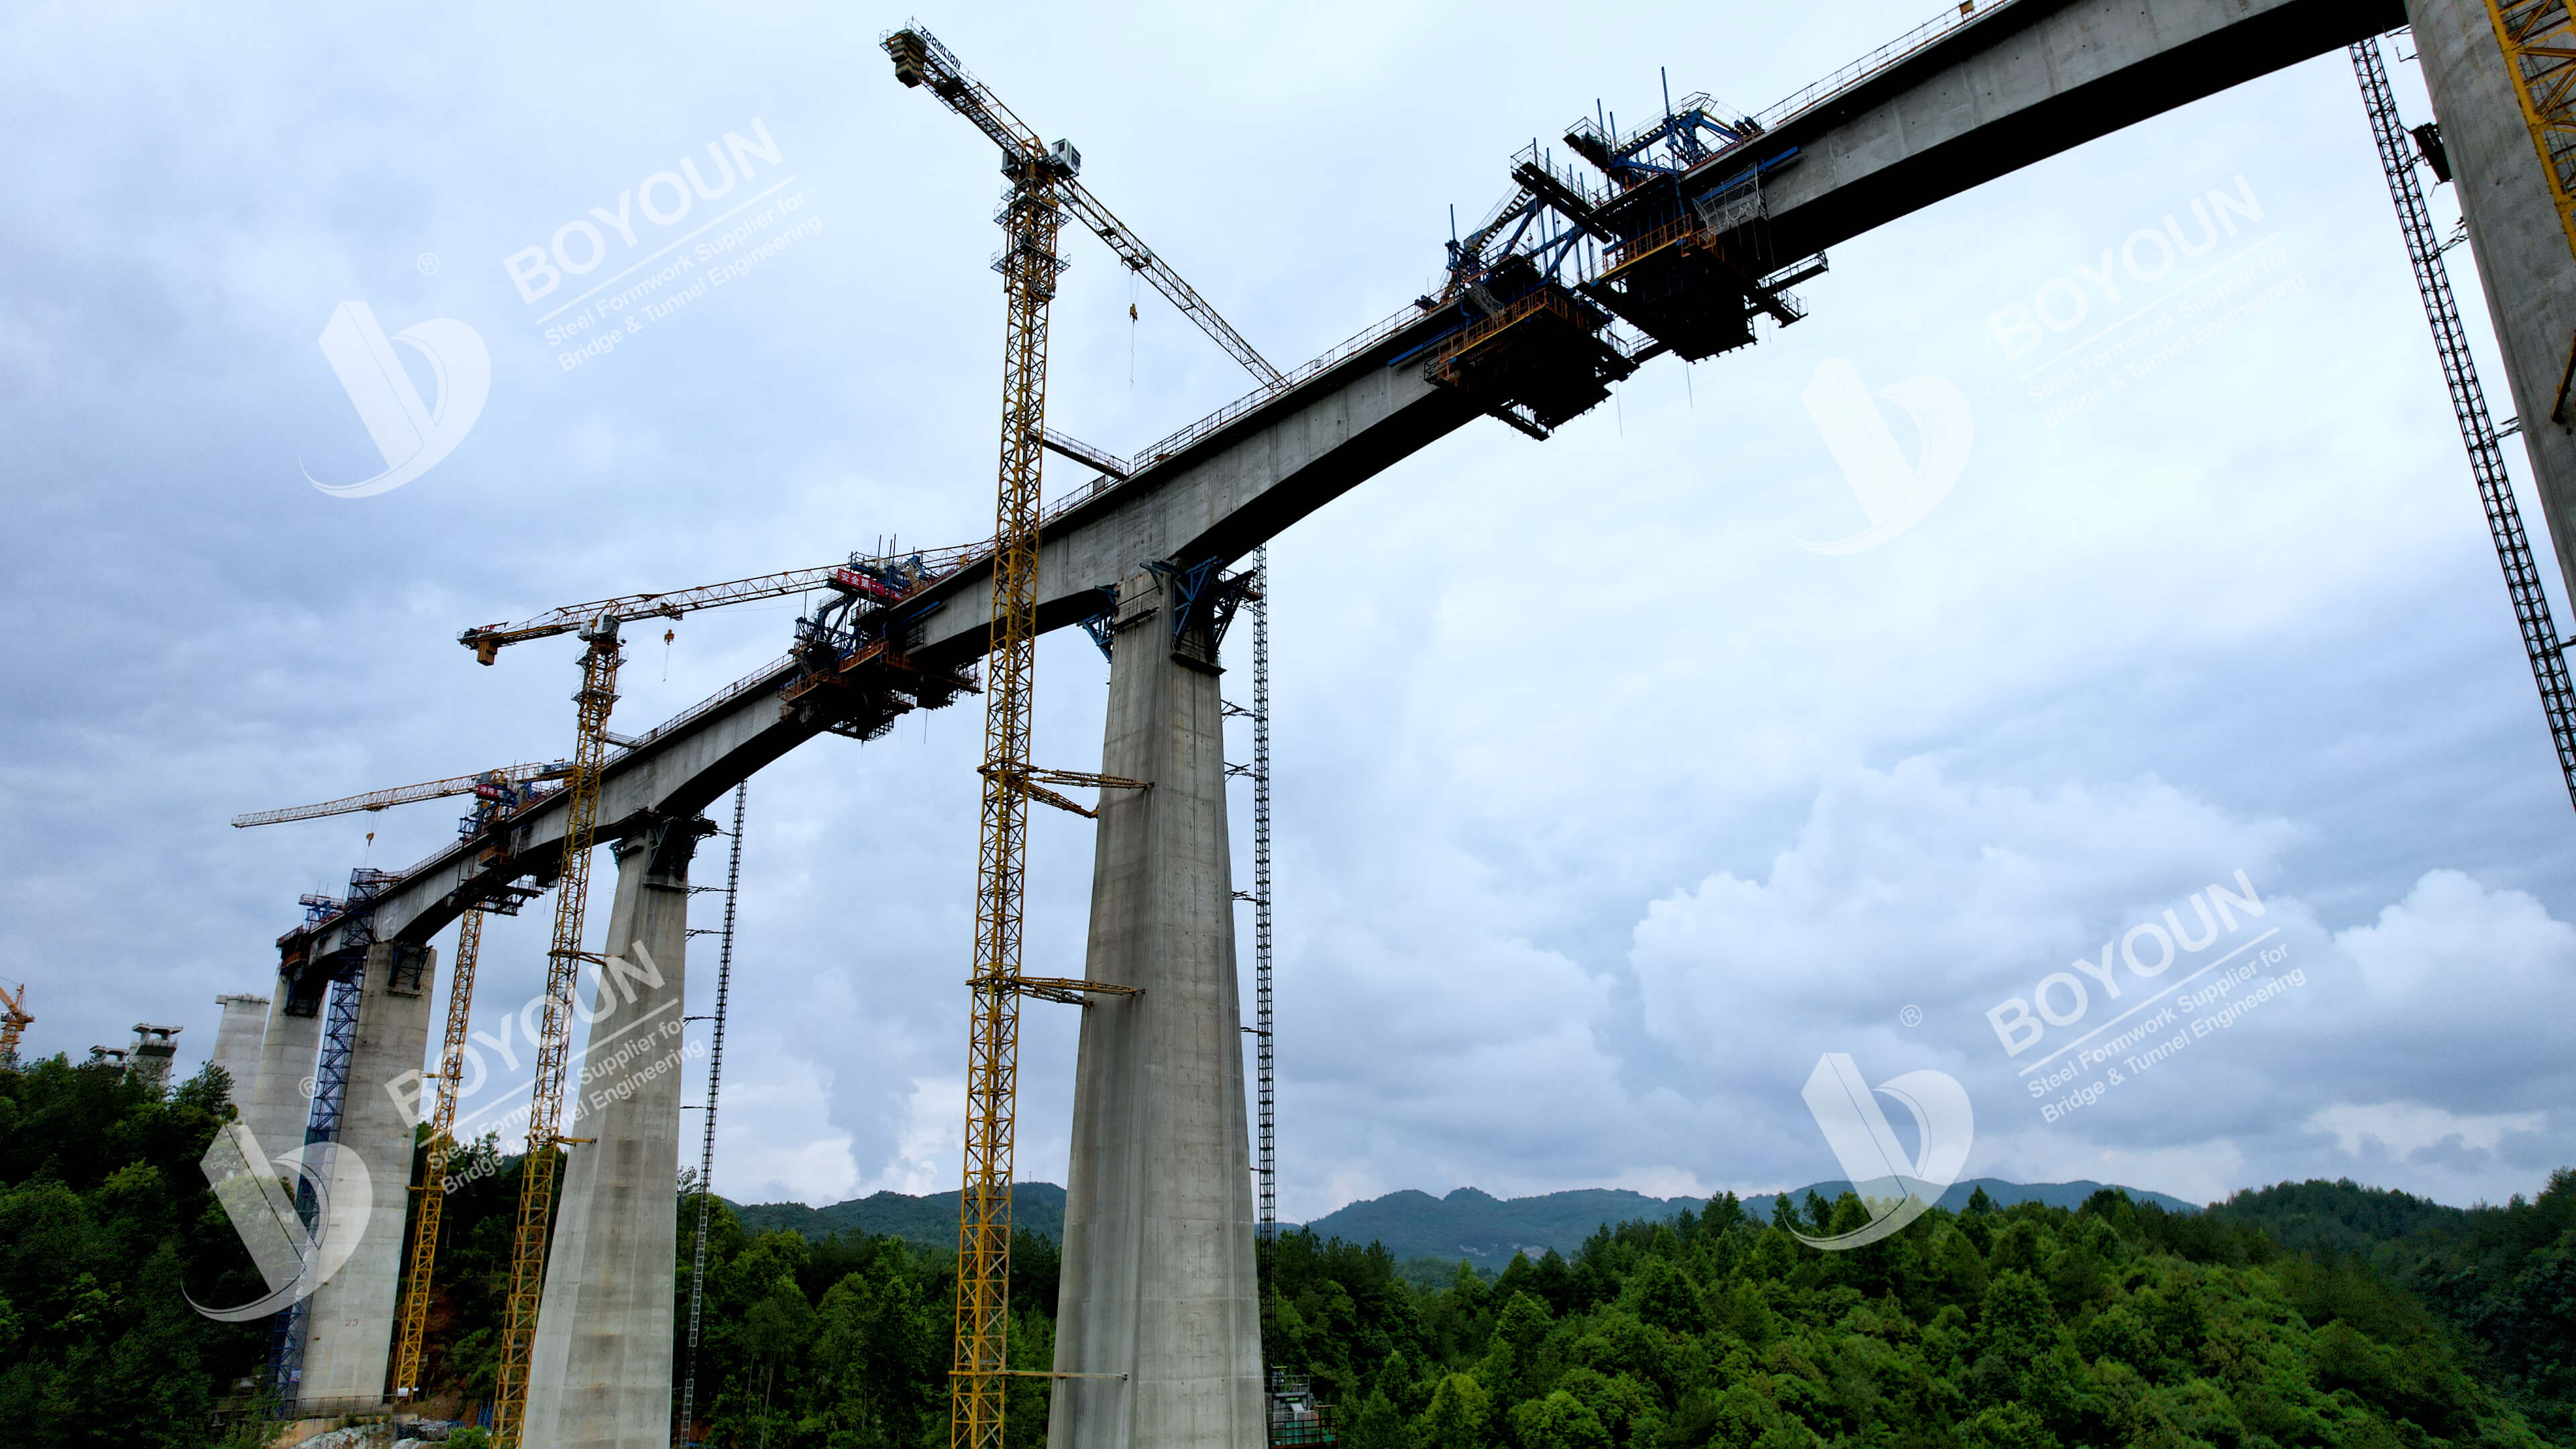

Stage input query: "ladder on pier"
[{"left": 2354, "top": 34, "right": 2576, "bottom": 810}]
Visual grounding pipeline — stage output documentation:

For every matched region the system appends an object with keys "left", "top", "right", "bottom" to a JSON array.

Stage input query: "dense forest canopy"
[{"left": 3, "top": 1051, "right": 2571, "bottom": 1448}]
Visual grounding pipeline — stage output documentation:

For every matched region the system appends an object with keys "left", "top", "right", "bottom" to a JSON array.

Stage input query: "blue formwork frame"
[{"left": 266, "top": 867, "right": 389, "bottom": 1414}]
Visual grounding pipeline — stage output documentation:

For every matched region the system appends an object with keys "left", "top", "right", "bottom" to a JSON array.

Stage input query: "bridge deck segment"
[{"left": 290, "top": 0, "right": 2404, "bottom": 981}]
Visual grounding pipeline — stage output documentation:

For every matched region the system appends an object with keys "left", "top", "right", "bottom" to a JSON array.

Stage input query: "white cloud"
[
  {"left": 722, "top": 1053, "right": 859, "bottom": 1208},
  {"left": 860, "top": 1076, "right": 967, "bottom": 1199},
  {"left": 2308, "top": 1101, "right": 2548, "bottom": 1159},
  {"left": 2337, "top": 868, "right": 2576, "bottom": 1004}
]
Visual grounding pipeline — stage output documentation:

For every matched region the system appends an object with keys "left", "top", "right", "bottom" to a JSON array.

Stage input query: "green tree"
[{"left": 1419, "top": 1372, "right": 1493, "bottom": 1449}]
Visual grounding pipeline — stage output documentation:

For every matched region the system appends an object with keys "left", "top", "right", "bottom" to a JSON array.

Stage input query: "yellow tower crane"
[
  {"left": 879, "top": 25, "right": 1279, "bottom": 1448},
  {"left": 455, "top": 551, "right": 963, "bottom": 1446},
  {"left": 2487, "top": 0, "right": 2576, "bottom": 262},
  {"left": 234, "top": 763, "right": 570, "bottom": 1407},
  {"left": 0, "top": 981, "right": 31, "bottom": 1062}
]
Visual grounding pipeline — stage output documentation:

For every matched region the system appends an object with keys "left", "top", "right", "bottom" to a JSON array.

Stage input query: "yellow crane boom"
[
  {"left": 888, "top": 27, "right": 1282, "bottom": 386},
  {"left": 230, "top": 762, "right": 573, "bottom": 829},
  {"left": 456, "top": 549, "right": 973, "bottom": 665},
  {"left": 0, "top": 982, "right": 30, "bottom": 1062}
]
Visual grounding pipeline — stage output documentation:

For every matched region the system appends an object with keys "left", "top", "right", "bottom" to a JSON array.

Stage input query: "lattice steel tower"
[
  {"left": 676, "top": 782, "right": 744, "bottom": 1446},
  {"left": 1248, "top": 545, "right": 1276, "bottom": 1239},
  {"left": 2354, "top": 34, "right": 2576, "bottom": 808}
]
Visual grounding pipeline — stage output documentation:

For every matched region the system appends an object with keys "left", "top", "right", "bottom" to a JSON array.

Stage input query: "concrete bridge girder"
[
  {"left": 1750, "top": 0, "right": 2406, "bottom": 261},
  {"left": 288, "top": 0, "right": 2422, "bottom": 985},
  {"left": 310, "top": 342, "right": 1477, "bottom": 959}
]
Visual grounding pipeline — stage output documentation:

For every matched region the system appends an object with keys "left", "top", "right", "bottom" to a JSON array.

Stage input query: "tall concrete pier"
[
  {"left": 209, "top": 991, "right": 269, "bottom": 1103},
  {"left": 2409, "top": 0, "right": 2576, "bottom": 588},
  {"left": 301, "top": 942, "right": 438, "bottom": 1402},
  {"left": 522, "top": 823, "right": 700, "bottom": 1449},
  {"left": 241, "top": 986, "right": 324, "bottom": 1161},
  {"left": 1051, "top": 569, "right": 1265, "bottom": 1449}
]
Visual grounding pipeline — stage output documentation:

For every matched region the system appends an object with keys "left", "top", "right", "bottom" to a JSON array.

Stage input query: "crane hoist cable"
[{"left": 881, "top": 23, "right": 1272, "bottom": 1448}]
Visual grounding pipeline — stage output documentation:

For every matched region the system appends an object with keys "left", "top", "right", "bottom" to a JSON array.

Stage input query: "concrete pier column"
[
  {"left": 523, "top": 820, "right": 700, "bottom": 1449},
  {"left": 209, "top": 992, "right": 270, "bottom": 1106},
  {"left": 1051, "top": 568, "right": 1265, "bottom": 1449},
  {"left": 2407, "top": 0, "right": 2576, "bottom": 589},
  {"left": 301, "top": 942, "right": 439, "bottom": 1403},
  {"left": 241, "top": 984, "right": 325, "bottom": 1161}
]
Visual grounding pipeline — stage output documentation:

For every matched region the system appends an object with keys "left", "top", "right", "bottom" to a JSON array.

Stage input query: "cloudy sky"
[{"left": 7, "top": 1, "right": 2572, "bottom": 1221}]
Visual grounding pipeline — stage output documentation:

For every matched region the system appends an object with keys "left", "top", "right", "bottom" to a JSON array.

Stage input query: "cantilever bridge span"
[
  {"left": 292, "top": 0, "right": 2407, "bottom": 965},
  {"left": 258, "top": 1, "right": 2576, "bottom": 1444}
]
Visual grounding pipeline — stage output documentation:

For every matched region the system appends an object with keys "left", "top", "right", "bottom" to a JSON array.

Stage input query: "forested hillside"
[
  {"left": 1265, "top": 1185, "right": 2561, "bottom": 1448},
  {"left": 0, "top": 1056, "right": 266, "bottom": 1447},
  {"left": 5, "top": 1049, "right": 2572, "bottom": 1448},
  {"left": 2210, "top": 1175, "right": 2576, "bottom": 1442},
  {"left": 731, "top": 1183, "right": 1067, "bottom": 1248}
]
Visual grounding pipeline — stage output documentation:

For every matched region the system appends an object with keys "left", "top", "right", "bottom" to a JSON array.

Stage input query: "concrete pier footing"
[
  {"left": 1051, "top": 569, "right": 1265, "bottom": 1449},
  {"left": 522, "top": 824, "right": 698, "bottom": 1449},
  {"left": 300, "top": 941, "right": 438, "bottom": 1402},
  {"left": 2408, "top": 0, "right": 2576, "bottom": 590}
]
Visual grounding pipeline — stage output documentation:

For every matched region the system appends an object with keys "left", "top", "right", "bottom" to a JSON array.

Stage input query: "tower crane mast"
[
  {"left": 883, "top": 23, "right": 1274, "bottom": 1448},
  {"left": 2485, "top": 0, "right": 2576, "bottom": 262},
  {"left": 468, "top": 545, "right": 955, "bottom": 1446}
]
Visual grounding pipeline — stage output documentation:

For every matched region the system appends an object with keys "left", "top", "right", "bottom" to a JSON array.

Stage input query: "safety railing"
[
  {"left": 1424, "top": 286, "right": 1597, "bottom": 380},
  {"left": 1032, "top": 6, "right": 2027, "bottom": 541},
  {"left": 369, "top": 0, "right": 2039, "bottom": 934},
  {"left": 1044, "top": 298, "right": 1443, "bottom": 521},
  {"left": 1754, "top": 0, "right": 2017, "bottom": 130}
]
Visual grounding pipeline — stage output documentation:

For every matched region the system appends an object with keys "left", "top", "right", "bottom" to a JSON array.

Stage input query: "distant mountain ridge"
[
  {"left": 1301, "top": 1179, "right": 2201, "bottom": 1262},
  {"left": 729, "top": 1177, "right": 2194, "bottom": 1259},
  {"left": 733, "top": 1181, "right": 1065, "bottom": 1246}
]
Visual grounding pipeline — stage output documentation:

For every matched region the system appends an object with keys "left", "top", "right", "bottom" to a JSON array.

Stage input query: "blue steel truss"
[{"left": 266, "top": 866, "right": 393, "bottom": 1410}]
